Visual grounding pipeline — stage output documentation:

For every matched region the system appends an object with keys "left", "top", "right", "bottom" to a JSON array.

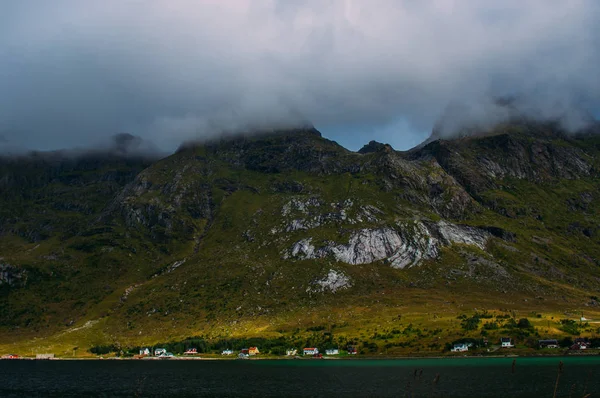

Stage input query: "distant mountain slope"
[{"left": 1, "top": 123, "right": 599, "bottom": 354}]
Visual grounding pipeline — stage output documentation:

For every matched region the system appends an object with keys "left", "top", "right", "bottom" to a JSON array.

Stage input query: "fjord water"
[{"left": 1, "top": 357, "right": 599, "bottom": 397}]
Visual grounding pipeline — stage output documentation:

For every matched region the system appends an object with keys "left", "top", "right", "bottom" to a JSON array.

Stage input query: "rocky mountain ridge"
[{"left": 0, "top": 121, "right": 599, "bottom": 351}]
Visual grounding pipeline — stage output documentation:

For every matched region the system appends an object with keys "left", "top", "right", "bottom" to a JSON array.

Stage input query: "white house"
[
  {"left": 139, "top": 348, "right": 151, "bottom": 356},
  {"left": 221, "top": 349, "right": 234, "bottom": 356},
  {"left": 286, "top": 349, "right": 297, "bottom": 356},
  {"left": 539, "top": 339, "right": 559, "bottom": 349},
  {"left": 154, "top": 348, "right": 167, "bottom": 356},
  {"left": 451, "top": 343, "right": 468, "bottom": 352},
  {"left": 303, "top": 347, "right": 319, "bottom": 355},
  {"left": 325, "top": 349, "right": 339, "bottom": 355},
  {"left": 501, "top": 338, "right": 514, "bottom": 348}
]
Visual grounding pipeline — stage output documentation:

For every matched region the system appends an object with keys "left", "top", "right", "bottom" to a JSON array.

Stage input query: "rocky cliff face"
[
  {"left": 286, "top": 220, "right": 489, "bottom": 268},
  {"left": 0, "top": 152, "right": 153, "bottom": 241},
  {"left": 414, "top": 124, "right": 596, "bottom": 195}
]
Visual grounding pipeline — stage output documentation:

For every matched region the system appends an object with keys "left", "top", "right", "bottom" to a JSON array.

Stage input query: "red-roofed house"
[{"left": 303, "top": 348, "right": 319, "bottom": 355}]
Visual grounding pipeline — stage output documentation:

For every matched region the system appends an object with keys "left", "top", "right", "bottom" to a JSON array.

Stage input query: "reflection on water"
[{"left": 0, "top": 357, "right": 599, "bottom": 397}]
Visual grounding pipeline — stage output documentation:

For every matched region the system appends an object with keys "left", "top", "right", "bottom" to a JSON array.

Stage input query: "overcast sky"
[{"left": 1, "top": 0, "right": 599, "bottom": 153}]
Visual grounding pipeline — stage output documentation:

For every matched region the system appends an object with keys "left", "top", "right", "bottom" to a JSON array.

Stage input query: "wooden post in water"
[{"left": 552, "top": 361, "right": 564, "bottom": 398}]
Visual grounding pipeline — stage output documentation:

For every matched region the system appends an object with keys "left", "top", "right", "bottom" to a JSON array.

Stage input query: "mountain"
[{"left": 1, "top": 123, "right": 599, "bottom": 356}]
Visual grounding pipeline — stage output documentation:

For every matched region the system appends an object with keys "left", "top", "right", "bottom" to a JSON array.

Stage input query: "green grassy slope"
[{"left": 1, "top": 125, "right": 600, "bottom": 356}]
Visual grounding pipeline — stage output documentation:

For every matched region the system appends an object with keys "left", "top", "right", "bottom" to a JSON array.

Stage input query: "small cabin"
[
  {"left": 347, "top": 346, "right": 357, "bottom": 355},
  {"left": 539, "top": 339, "right": 559, "bottom": 349},
  {"left": 249, "top": 347, "right": 260, "bottom": 356},
  {"left": 240, "top": 348, "right": 249, "bottom": 355},
  {"left": 451, "top": 343, "right": 468, "bottom": 352},
  {"left": 154, "top": 348, "right": 167, "bottom": 356},
  {"left": 303, "top": 348, "right": 319, "bottom": 355},
  {"left": 325, "top": 349, "right": 339, "bottom": 355},
  {"left": 501, "top": 338, "right": 514, "bottom": 348},
  {"left": 139, "top": 348, "right": 151, "bottom": 356},
  {"left": 184, "top": 348, "right": 198, "bottom": 355}
]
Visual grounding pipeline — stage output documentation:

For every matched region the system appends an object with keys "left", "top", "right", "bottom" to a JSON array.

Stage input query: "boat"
[{"left": 157, "top": 352, "right": 174, "bottom": 359}]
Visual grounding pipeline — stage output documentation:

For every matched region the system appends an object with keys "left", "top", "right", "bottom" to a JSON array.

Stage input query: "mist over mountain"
[
  {"left": 427, "top": 97, "right": 599, "bottom": 144},
  {"left": 1, "top": 1, "right": 599, "bottom": 152}
]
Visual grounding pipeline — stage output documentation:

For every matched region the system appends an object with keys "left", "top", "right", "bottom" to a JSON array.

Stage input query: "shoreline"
[{"left": 3, "top": 351, "right": 599, "bottom": 361}]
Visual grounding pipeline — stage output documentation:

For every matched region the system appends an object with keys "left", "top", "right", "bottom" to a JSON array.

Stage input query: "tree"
[{"left": 517, "top": 318, "right": 532, "bottom": 329}]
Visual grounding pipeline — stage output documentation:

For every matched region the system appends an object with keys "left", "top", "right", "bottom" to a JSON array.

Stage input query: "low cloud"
[{"left": 1, "top": 0, "right": 599, "bottom": 152}]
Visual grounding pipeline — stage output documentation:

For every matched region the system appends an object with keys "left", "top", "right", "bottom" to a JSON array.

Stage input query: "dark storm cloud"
[{"left": 1, "top": 0, "right": 599, "bottom": 152}]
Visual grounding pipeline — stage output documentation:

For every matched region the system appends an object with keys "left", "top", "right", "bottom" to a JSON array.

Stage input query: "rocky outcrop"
[
  {"left": 307, "top": 269, "right": 352, "bottom": 293},
  {"left": 358, "top": 141, "right": 393, "bottom": 154},
  {"left": 362, "top": 150, "right": 478, "bottom": 219},
  {"left": 286, "top": 221, "right": 490, "bottom": 268},
  {"left": 273, "top": 198, "right": 383, "bottom": 234},
  {"left": 0, "top": 262, "right": 26, "bottom": 287},
  {"left": 109, "top": 164, "right": 215, "bottom": 242},
  {"left": 416, "top": 130, "right": 595, "bottom": 196}
]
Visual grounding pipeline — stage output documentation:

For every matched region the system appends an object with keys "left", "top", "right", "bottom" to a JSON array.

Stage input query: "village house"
[
  {"left": 249, "top": 347, "right": 260, "bottom": 356},
  {"left": 571, "top": 338, "right": 590, "bottom": 350},
  {"left": 238, "top": 349, "right": 250, "bottom": 358},
  {"left": 221, "top": 349, "right": 234, "bottom": 355},
  {"left": 538, "top": 339, "right": 559, "bottom": 349},
  {"left": 1, "top": 354, "right": 19, "bottom": 359},
  {"left": 325, "top": 349, "right": 339, "bottom": 355},
  {"left": 139, "top": 348, "right": 151, "bottom": 356},
  {"left": 451, "top": 343, "right": 468, "bottom": 352},
  {"left": 286, "top": 349, "right": 297, "bottom": 356},
  {"left": 501, "top": 337, "right": 514, "bottom": 348},
  {"left": 303, "top": 347, "right": 319, "bottom": 355},
  {"left": 154, "top": 348, "right": 167, "bottom": 356},
  {"left": 184, "top": 348, "right": 198, "bottom": 355}
]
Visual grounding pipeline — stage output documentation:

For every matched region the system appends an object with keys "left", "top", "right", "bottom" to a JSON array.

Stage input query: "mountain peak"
[{"left": 358, "top": 140, "right": 394, "bottom": 154}]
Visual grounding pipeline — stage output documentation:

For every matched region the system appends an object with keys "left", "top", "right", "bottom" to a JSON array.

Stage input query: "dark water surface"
[{"left": 1, "top": 356, "right": 599, "bottom": 397}]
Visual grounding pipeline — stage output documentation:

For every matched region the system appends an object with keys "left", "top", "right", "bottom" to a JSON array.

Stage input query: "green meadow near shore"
[{"left": 2, "top": 122, "right": 600, "bottom": 357}]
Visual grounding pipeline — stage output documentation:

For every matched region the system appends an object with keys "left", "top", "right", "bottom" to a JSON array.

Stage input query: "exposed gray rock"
[
  {"left": 281, "top": 197, "right": 382, "bottom": 231},
  {"left": 286, "top": 221, "right": 490, "bottom": 268},
  {"left": 282, "top": 197, "right": 321, "bottom": 217},
  {"left": 387, "top": 222, "right": 440, "bottom": 268},
  {"left": 436, "top": 221, "right": 488, "bottom": 249},
  {"left": 330, "top": 228, "right": 405, "bottom": 266},
  {"left": 286, "top": 238, "right": 318, "bottom": 260},
  {"left": 307, "top": 269, "right": 352, "bottom": 293},
  {"left": 166, "top": 259, "right": 186, "bottom": 273},
  {"left": 286, "top": 219, "right": 308, "bottom": 232}
]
